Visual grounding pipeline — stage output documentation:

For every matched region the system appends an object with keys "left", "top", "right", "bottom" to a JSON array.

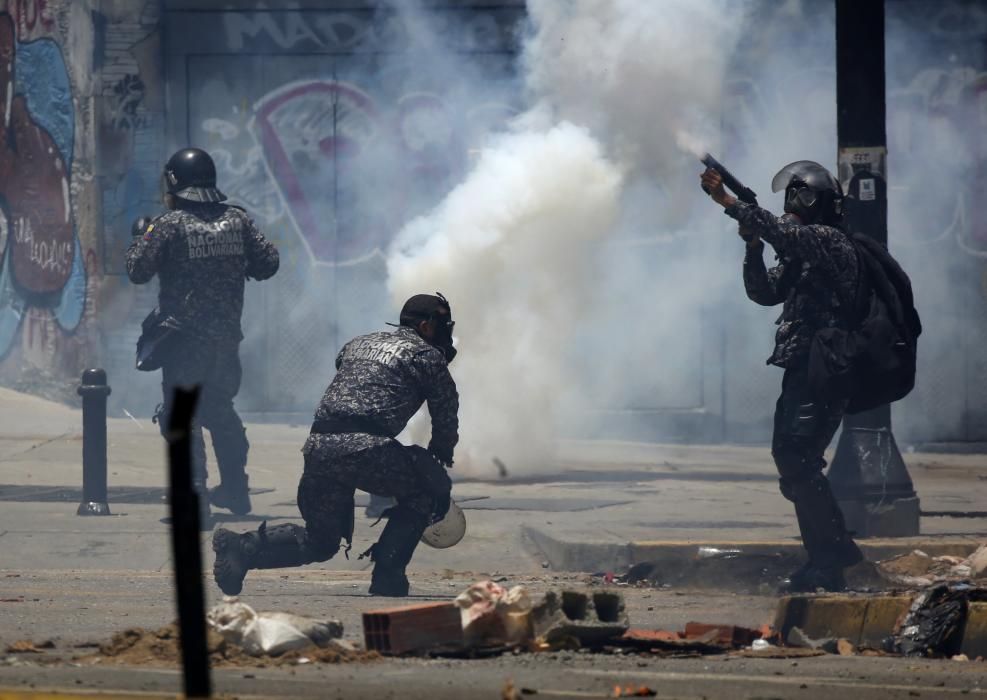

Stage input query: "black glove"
[
  {"left": 131, "top": 216, "right": 152, "bottom": 238},
  {"left": 430, "top": 492, "right": 451, "bottom": 524},
  {"left": 428, "top": 447, "right": 454, "bottom": 470}
]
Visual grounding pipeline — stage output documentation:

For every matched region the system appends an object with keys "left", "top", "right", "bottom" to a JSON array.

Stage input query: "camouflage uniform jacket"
[
  {"left": 726, "top": 201, "right": 859, "bottom": 368},
  {"left": 125, "top": 203, "right": 279, "bottom": 343},
  {"left": 307, "top": 326, "right": 460, "bottom": 464}
]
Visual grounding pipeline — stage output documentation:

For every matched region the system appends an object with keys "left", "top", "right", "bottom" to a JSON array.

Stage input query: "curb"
[
  {"left": 523, "top": 526, "right": 982, "bottom": 575},
  {"left": 774, "top": 596, "right": 987, "bottom": 658}
]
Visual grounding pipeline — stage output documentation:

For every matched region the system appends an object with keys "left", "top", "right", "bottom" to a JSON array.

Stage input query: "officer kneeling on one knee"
[
  {"left": 126, "top": 148, "right": 279, "bottom": 523},
  {"left": 213, "top": 293, "right": 459, "bottom": 598},
  {"left": 701, "top": 161, "right": 863, "bottom": 593}
]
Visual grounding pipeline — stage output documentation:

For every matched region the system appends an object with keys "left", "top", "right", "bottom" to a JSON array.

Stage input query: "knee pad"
[
  {"left": 780, "top": 472, "right": 829, "bottom": 503},
  {"left": 262, "top": 522, "right": 338, "bottom": 563},
  {"left": 305, "top": 537, "right": 341, "bottom": 562},
  {"left": 298, "top": 489, "right": 354, "bottom": 559}
]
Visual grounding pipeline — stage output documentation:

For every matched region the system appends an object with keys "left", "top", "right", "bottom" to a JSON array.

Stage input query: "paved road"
[{"left": 1, "top": 387, "right": 985, "bottom": 698}]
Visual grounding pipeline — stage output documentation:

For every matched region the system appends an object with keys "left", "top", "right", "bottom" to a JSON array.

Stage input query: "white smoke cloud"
[
  {"left": 386, "top": 0, "right": 746, "bottom": 475},
  {"left": 388, "top": 122, "right": 622, "bottom": 472}
]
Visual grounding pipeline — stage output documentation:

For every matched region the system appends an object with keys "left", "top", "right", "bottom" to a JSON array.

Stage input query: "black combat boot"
[
  {"left": 212, "top": 522, "right": 314, "bottom": 595},
  {"left": 210, "top": 427, "right": 251, "bottom": 515},
  {"left": 781, "top": 561, "right": 850, "bottom": 593},
  {"left": 367, "top": 507, "right": 429, "bottom": 597},
  {"left": 209, "top": 476, "right": 252, "bottom": 516},
  {"left": 780, "top": 475, "right": 863, "bottom": 593}
]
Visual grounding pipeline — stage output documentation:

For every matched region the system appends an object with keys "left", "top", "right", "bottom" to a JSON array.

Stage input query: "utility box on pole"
[{"left": 829, "top": 0, "right": 920, "bottom": 537}]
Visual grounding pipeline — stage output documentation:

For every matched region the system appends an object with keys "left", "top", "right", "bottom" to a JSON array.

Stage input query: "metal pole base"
[
  {"left": 77, "top": 501, "right": 112, "bottom": 516},
  {"left": 836, "top": 496, "right": 920, "bottom": 538},
  {"left": 829, "top": 413, "right": 920, "bottom": 537}
]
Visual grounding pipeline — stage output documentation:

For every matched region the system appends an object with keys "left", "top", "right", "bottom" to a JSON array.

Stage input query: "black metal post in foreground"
[
  {"left": 167, "top": 386, "right": 211, "bottom": 698},
  {"left": 829, "top": 0, "right": 919, "bottom": 537},
  {"left": 77, "top": 369, "right": 112, "bottom": 516}
]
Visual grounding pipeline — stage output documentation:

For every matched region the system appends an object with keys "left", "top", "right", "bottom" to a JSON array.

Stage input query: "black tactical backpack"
[{"left": 808, "top": 234, "right": 922, "bottom": 414}]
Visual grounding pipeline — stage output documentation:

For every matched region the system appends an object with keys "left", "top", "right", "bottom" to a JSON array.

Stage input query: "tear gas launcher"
[{"left": 700, "top": 153, "right": 758, "bottom": 206}]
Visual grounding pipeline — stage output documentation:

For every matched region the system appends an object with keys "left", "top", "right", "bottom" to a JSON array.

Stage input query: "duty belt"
[{"left": 310, "top": 416, "right": 388, "bottom": 436}]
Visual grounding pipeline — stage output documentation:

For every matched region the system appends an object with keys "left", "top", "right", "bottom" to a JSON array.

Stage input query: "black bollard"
[
  {"left": 167, "top": 386, "right": 211, "bottom": 698},
  {"left": 77, "top": 368, "right": 112, "bottom": 516}
]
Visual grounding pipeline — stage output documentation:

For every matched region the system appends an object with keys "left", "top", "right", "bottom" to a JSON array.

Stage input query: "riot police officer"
[
  {"left": 127, "top": 147, "right": 279, "bottom": 523},
  {"left": 212, "top": 293, "right": 459, "bottom": 597},
  {"left": 702, "top": 161, "right": 863, "bottom": 592}
]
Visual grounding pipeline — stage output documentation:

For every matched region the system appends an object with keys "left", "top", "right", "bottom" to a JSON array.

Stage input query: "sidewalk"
[{"left": 0, "top": 387, "right": 985, "bottom": 577}]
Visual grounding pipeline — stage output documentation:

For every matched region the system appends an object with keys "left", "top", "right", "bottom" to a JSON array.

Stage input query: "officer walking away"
[
  {"left": 701, "top": 160, "right": 863, "bottom": 592},
  {"left": 212, "top": 293, "right": 459, "bottom": 597},
  {"left": 126, "top": 148, "right": 279, "bottom": 523}
]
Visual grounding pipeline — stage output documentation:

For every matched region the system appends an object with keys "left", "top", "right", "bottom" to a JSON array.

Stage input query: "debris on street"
[
  {"left": 5, "top": 640, "right": 54, "bottom": 654},
  {"left": 363, "top": 601, "right": 464, "bottom": 655},
  {"left": 206, "top": 597, "right": 343, "bottom": 656},
  {"left": 530, "top": 590, "right": 630, "bottom": 646},
  {"left": 878, "top": 546, "right": 987, "bottom": 588},
  {"left": 86, "top": 623, "right": 378, "bottom": 667},
  {"left": 456, "top": 580, "right": 533, "bottom": 647},
  {"left": 890, "top": 584, "right": 987, "bottom": 657}
]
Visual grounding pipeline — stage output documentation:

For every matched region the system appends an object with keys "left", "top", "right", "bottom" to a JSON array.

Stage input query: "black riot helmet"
[
  {"left": 399, "top": 292, "right": 456, "bottom": 363},
  {"left": 771, "top": 160, "right": 843, "bottom": 226},
  {"left": 163, "top": 147, "right": 227, "bottom": 204}
]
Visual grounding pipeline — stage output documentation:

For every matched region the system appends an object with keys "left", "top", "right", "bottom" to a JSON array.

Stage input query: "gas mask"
[
  {"left": 772, "top": 160, "right": 843, "bottom": 227},
  {"left": 784, "top": 181, "right": 822, "bottom": 224},
  {"left": 430, "top": 313, "right": 457, "bottom": 364},
  {"left": 398, "top": 292, "right": 457, "bottom": 364}
]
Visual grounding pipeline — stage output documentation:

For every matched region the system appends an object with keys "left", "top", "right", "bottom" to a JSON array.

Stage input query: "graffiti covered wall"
[
  {"left": 0, "top": 0, "right": 165, "bottom": 405},
  {"left": 0, "top": 0, "right": 98, "bottom": 400},
  {"left": 162, "top": 3, "right": 524, "bottom": 416}
]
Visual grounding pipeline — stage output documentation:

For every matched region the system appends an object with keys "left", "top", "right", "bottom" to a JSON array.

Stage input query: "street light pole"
[{"left": 829, "top": 0, "right": 920, "bottom": 537}]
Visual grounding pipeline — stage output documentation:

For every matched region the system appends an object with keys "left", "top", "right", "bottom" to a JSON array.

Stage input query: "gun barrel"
[{"left": 700, "top": 153, "right": 758, "bottom": 205}]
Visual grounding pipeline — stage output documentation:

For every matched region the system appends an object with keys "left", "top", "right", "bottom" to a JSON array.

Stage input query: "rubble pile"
[
  {"left": 364, "top": 579, "right": 784, "bottom": 658},
  {"left": 599, "top": 543, "right": 987, "bottom": 594},
  {"left": 88, "top": 623, "right": 378, "bottom": 668},
  {"left": 82, "top": 600, "right": 379, "bottom": 668},
  {"left": 878, "top": 545, "right": 987, "bottom": 589}
]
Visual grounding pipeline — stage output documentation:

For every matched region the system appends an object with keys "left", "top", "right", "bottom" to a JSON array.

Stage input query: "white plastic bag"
[{"left": 207, "top": 598, "right": 343, "bottom": 656}]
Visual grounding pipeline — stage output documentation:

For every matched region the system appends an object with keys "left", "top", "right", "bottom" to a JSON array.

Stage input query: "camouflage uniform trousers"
[
  {"left": 296, "top": 433, "right": 446, "bottom": 561},
  {"left": 158, "top": 338, "right": 248, "bottom": 487}
]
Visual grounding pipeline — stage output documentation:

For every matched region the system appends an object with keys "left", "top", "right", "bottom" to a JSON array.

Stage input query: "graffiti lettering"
[
  {"left": 223, "top": 12, "right": 356, "bottom": 52},
  {"left": 13, "top": 217, "right": 72, "bottom": 276},
  {"left": 108, "top": 74, "right": 147, "bottom": 130},
  {"left": 221, "top": 10, "right": 509, "bottom": 53},
  {"left": 0, "top": 11, "right": 85, "bottom": 365}
]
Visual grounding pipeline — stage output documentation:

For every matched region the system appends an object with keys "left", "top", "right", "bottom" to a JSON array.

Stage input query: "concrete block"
[
  {"left": 960, "top": 602, "right": 987, "bottom": 659},
  {"left": 859, "top": 596, "right": 911, "bottom": 647},
  {"left": 531, "top": 590, "right": 629, "bottom": 646},
  {"left": 774, "top": 595, "right": 868, "bottom": 645},
  {"left": 363, "top": 602, "right": 463, "bottom": 655}
]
